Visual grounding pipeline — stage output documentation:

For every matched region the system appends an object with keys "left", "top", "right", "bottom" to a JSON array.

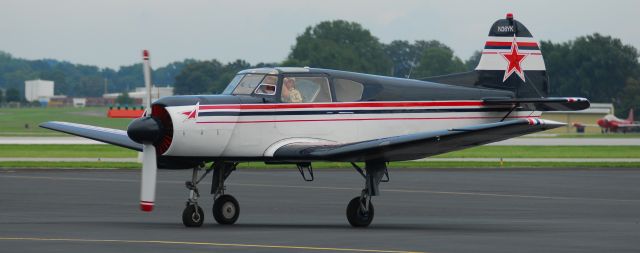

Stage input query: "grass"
[
  {"left": 433, "top": 146, "right": 640, "bottom": 158},
  {"left": 1, "top": 144, "right": 638, "bottom": 159},
  {"left": 0, "top": 144, "right": 137, "bottom": 158},
  {"left": 0, "top": 161, "right": 141, "bottom": 169},
  {"left": 1, "top": 161, "right": 639, "bottom": 169},
  {"left": 530, "top": 133, "right": 640, "bottom": 138},
  {"left": 0, "top": 107, "right": 131, "bottom": 136}
]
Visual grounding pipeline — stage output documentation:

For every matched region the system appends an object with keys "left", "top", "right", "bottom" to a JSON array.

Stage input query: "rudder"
[{"left": 423, "top": 13, "right": 549, "bottom": 98}]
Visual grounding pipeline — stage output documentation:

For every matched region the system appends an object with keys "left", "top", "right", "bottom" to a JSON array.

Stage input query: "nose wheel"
[{"left": 182, "top": 204, "right": 204, "bottom": 227}]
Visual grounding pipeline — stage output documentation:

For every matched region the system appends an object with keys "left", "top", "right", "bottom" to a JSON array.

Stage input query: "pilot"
[{"left": 282, "top": 77, "right": 303, "bottom": 103}]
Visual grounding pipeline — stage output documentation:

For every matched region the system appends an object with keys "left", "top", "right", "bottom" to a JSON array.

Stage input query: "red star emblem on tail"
[{"left": 500, "top": 37, "right": 528, "bottom": 82}]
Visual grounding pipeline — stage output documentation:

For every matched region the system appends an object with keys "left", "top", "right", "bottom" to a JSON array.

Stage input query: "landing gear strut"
[
  {"left": 211, "top": 162, "right": 239, "bottom": 225},
  {"left": 347, "top": 161, "right": 388, "bottom": 227},
  {"left": 181, "top": 162, "right": 238, "bottom": 227}
]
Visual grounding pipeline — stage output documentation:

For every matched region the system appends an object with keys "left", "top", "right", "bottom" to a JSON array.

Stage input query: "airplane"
[
  {"left": 40, "top": 13, "right": 589, "bottom": 228},
  {"left": 596, "top": 109, "right": 639, "bottom": 133}
]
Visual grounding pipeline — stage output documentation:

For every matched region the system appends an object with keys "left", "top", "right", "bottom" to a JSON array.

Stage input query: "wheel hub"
[
  {"left": 222, "top": 202, "right": 236, "bottom": 219},
  {"left": 191, "top": 210, "right": 201, "bottom": 222}
]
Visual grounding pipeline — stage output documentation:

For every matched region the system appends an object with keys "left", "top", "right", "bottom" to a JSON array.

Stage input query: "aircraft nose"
[{"left": 127, "top": 116, "right": 163, "bottom": 144}]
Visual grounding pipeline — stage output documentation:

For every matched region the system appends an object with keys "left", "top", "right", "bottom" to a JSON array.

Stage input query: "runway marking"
[
  {"left": 2, "top": 174, "right": 639, "bottom": 203},
  {"left": 0, "top": 237, "right": 426, "bottom": 253}
]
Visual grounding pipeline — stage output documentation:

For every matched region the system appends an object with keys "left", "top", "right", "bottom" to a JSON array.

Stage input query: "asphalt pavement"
[{"left": 1, "top": 168, "right": 639, "bottom": 253}]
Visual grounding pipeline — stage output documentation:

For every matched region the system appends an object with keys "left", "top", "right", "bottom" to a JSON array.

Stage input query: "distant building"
[
  {"left": 24, "top": 79, "right": 54, "bottom": 102},
  {"left": 73, "top": 98, "right": 87, "bottom": 107},
  {"left": 542, "top": 103, "right": 614, "bottom": 134},
  {"left": 103, "top": 85, "right": 173, "bottom": 106},
  {"left": 48, "top": 96, "right": 72, "bottom": 107}
]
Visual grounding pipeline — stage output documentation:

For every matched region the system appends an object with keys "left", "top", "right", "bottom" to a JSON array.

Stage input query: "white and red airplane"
[
  {"left": 41, "top": 14, "right": 589, "bottom": 227},
  {"left": 596, "top": 109, "right": 639, "bottom": 133}
]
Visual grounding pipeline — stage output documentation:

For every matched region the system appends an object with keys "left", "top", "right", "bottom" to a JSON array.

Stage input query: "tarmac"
[
  {"left": 1, "top": 168, "right": 639, "bottom": 253},
  {"left": 2, "top": 157, "right": 640, "bottom": 163}
]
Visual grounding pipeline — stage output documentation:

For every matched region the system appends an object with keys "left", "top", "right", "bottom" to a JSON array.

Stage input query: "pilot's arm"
[{"left": 289, "top": 89, "right": 303, "bottom": 103}]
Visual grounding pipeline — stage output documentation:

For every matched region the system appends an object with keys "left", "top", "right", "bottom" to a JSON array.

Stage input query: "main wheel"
[
  {"left": 213, "top": 195, "right": 240, "bottom": 225},
  {"left": 182, "top": 204, "right": 204, "bottom": 227},
  {"left": 346, "top": 196, "right": 374, "bottom": 227}
]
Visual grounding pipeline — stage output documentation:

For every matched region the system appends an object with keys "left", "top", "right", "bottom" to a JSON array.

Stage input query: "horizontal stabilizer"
[
  {"left": 483, "top": 97, "right": 590, "bottom": 111},
  {"left": 40, "top": 121, "right": 142, "bottom": 151}
]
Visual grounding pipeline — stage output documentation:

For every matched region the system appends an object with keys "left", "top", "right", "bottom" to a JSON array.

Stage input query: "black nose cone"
[{"left": 127, "top": 117, "right": 163, "bottom": 144}]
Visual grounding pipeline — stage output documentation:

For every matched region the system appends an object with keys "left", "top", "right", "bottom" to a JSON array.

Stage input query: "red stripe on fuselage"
[
  {"left": 196, "top": 115, "right": 539, "bottom": 124},
  {"left": 198, "top": 101, "right": 486, "bottom": 110}
]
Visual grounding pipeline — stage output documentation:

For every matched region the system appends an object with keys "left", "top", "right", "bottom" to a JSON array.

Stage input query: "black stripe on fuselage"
[{"left": 198, "top": 107, "right": 514, "bottom": 117}]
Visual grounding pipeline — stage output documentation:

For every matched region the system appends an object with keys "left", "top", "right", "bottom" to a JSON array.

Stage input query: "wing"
[
  {"left": 40, "top": 121, "right": 142, "bottom": 151},
  {"left": 273, "top": 118, "right": 563, "bottom": 162}
]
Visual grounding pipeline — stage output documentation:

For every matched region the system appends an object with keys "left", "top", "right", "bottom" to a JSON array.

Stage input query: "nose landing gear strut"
[{"left": 181, "top": 162, "right": 238, "bottom": 227}]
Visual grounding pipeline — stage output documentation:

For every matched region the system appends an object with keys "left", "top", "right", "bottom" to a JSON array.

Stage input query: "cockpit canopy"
[{"left": 221, "top": 68, "right": 365, "bottom": 103}]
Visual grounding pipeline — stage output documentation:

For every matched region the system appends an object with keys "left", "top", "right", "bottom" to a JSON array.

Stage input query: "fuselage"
[{"left": 151, "top": 67, "right": 538, "bottom": 160}]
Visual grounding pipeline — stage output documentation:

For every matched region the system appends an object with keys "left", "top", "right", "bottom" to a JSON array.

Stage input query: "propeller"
[{"left": 127, "top": 50, "right": 159, "bottom": 212}]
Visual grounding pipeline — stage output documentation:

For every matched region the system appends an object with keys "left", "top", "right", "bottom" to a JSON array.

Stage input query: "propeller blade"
[
  {"left": 143, "top": 49, "right": 152, "bottom": 112},
  {"left": 140, "top": 144, "right": 157, "bottom": 211},
  {"left": 139, "top": 49, "right": 157, "bottom": 212}
]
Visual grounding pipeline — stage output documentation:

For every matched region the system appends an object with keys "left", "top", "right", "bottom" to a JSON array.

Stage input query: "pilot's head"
[{"left": 284, "top": 77, "right": 296, "bottom": 89}]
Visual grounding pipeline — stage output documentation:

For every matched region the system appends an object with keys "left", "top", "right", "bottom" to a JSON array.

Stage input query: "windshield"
[
  {"left": 221, "top": 74, "right": 244, "bottom": 95},
  {"left": 232, "top": 74, "right": 266, "bottom": 95}
]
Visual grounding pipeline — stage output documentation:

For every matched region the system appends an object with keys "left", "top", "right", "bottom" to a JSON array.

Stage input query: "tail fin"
[
  {"left": 628, "top": 109, "right": 635, "bottom": 122},
  {"left": 423, "top": 13, "right": 549, "bottom": 98}
]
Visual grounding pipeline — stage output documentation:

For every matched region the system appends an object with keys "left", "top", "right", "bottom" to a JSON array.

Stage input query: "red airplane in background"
[{"left": 597, "top": 109, "right": 639, "bottom": 133}]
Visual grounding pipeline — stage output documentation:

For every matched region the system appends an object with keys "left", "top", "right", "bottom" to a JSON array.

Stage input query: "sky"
[{"left": 1, "top": 0, "right": 639, "bottom": 69}]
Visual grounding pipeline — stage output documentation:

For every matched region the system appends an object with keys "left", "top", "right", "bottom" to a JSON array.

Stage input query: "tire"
[
  {"left": 346, "top": 196, "right": 374, "bottom": 227},
  {"left": 213, "top": 195, "right": 240, "bottom": 225},
  {"left": 182, "top": 204, "right": 204, "bottom": 227}
]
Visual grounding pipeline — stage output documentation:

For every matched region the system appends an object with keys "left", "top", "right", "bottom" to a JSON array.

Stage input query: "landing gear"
[
  {"left": 213, "top": 194, "right": 240, "bottom": 224},
  {"left": 211, "top": 162, "right": 239, "bottom": 225},
  {"left": 182, "top": 204, "right": 204, "bottom": 227},
  {"left": 180, "top": 162, "right": 237, "bottom": 227},
  {"left": 346, "top": 196, "right": 374, "bottom": 227},
  {"left": 346, "top": 161, "right": 388, "bottom": 227}
]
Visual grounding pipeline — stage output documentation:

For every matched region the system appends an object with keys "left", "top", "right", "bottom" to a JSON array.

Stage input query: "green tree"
[
  {"left": 285, "top": 20, "right": 391, "bottom": 75},
  {"left": 6, "top": 88, "right": 20, "bottom": 102},
  {"left": 413, "top": 46, "right": 466, "bottom": 78},
  {"left": 174, "top": 60, "right": 223, "bottom": 95},
  {"left": 115, "top": 90, "right": 134, "bottom": 105},
  {"left": 0, "top": 89, "right": 4, "bottom": 104},
  {"left": 384, "top": 40, "right": 415, "bottom": 77},
  {"left": 465, "top": 51, "right": 482, "bottom": 71},
  {"left": 216, "top": 59, "right": 252, "bottom": 93},
  {"left": 619, "top": 77, "right": 640, "bottom": 119},
  {"left": 542, "top": 33, "right": 640, "bottom": 103},
  {"left": 384, "top": 40, "right": 464, "bottom": 78}
]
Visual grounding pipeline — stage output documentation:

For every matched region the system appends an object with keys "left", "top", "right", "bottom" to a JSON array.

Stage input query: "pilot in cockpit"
[{"left": 282, "top": 77, "right": 303, "bottom": 103}]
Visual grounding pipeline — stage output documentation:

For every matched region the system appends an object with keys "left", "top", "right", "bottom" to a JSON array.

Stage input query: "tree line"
[{"left": 0, "top": 20, "right": 638, "bottom": 118}]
